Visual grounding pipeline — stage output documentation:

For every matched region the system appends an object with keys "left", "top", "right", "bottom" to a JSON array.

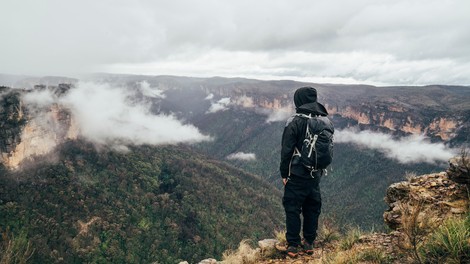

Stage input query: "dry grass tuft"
[
  {"left": 273, "top": 229, "right": 286, "bottom": 245},
  {"left": 338, "top": 227, "right": 362, "bottom": 250},
  {"left": 318, "top": 217, "right": 341, "bottom": 244},
  {"left": 405, "top": 171, "right": 418, "bottom": 182},
  {"left": 222, "top": 240, "right": 261, "bottom": 264}
]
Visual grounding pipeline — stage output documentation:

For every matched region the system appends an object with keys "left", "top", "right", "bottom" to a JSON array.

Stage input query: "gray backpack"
[{"left": 294, "top": 114, "right": 334, "bottom": 172}]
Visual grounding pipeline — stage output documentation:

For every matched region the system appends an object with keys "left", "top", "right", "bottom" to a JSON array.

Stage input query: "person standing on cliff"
[{"left": 280, "top": 86, "right": 332, "bottom": 257}]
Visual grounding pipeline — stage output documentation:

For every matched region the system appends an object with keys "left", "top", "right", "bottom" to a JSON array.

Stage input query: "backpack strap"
[
  {"left": 294, "top": 113, "right": 322, "bottom": 119},
  {"left": 294, "top": 113, "right": 312, "bottom": 119}
]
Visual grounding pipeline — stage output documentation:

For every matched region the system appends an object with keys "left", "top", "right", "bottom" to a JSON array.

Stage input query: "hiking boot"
[
  {"left": 286, "top": 245, "right": 301, "bottom": 258},
  {"left": 302, "top": 241, "right": 314, "bottom": 255}
]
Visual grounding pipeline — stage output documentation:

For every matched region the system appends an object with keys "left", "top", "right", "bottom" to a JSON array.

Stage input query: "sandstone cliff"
[
  {"left": 0, "top": 85, "right": 78, "bottom": 169},
  {"left": 202, "top": 83, "right": 469, "bottom": 143}
]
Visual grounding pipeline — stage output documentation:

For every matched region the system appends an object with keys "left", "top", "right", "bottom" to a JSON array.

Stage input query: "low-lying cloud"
[
  {"left": 226, "top": 152, "right": 256, "bottom": 161},
  {"left": 22, "top": 88, "right": 56, "bottom": 106},
  {"left": 207, "top": 97, "right": 231, "bottom": 113},
  {"left": 228, "top": 95, "right": 294, "bottom": 123},
  {"left": 22, "top": 82, "right": 210, "bottom": 146},
  {"left": 138, "top": 80, "right": 165, "bottom": 99},
  {"left": 204, "top": 93, "right": 214, "bottom": 100},
  {"left": 264, "top": 107, "right": 294, "bottom": 123},
  {"left": 335, "top": 129, "right": 456, "bottom": 164}
]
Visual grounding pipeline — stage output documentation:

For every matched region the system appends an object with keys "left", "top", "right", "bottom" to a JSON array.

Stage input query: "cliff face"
[
  {"left": 204, "top": 88, "right": 467, "bottom": 143},
  {"left": 326, "top": 103, "right": 461, "bottom": 141},
  {"left": 0, "top": 86, "right": 78, "bottom": 169},
  {"left": 93, "top": 76, "right": 468, "bottom": 144}
]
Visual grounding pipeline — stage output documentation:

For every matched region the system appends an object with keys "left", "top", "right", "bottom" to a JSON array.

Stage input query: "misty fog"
[
  {"left": 22, "top": 81, "right": 211, "bottom": 147},
  {"left": 336, "top": 128, "right": 456, "bottom": 164}
]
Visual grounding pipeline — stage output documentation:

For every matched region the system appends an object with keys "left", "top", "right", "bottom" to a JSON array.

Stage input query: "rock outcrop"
[
  {"left": 447, "top": 155, "right": 470, "bottom": 185},
  {"left": 0, "top": 85, "right": 78, "bottom": 169},
  {"left": 384, "top": 171, "right": 468, "bottom": 231}
]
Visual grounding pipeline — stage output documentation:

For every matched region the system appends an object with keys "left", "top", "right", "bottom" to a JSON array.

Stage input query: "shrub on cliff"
[{"left": 420, "top": 213, "right": 470, "bottom": 263}]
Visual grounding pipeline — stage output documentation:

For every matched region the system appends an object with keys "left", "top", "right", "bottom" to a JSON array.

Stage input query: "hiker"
[{"left": 280, "top": 86, "right": 333, "bottom": 257}]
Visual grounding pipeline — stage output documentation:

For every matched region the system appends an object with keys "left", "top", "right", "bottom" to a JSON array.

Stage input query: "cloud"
[
  {"left": 108, "top": 50, "right": 470, "bottom": 86},
  {"left": 138, "top": 80, "right": 165, "bottom": 98},
  {"left": 204, "top": 93, "right": 214, "bottom": 100},
  {"left": 227, "top": 95, "right": 294, "bottom": 122},
  {"left": 335, "top": 129, "right": 456, "bottom": 164},
  {"left": 22, "top": 89, "right": 56, "bottom": 107},
  {"left": 207, "top": 97, "right": 231, "bottom": 113},
  {"left": 226, "top": 152, "right": 256, "bottom": 161},
  {"left": 22, "top": 82, "right": 210, "bottom": 146},
  {"left": 1, "top": 1, "right": 469, "bottom": 85},
  {"left": 264, "top": 107, "right": 294, "bottom": 123}
]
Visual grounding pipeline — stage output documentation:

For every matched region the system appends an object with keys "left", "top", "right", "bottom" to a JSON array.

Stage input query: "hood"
[{"left": 294, "top": 87, "right": 328, "bottom": 116}]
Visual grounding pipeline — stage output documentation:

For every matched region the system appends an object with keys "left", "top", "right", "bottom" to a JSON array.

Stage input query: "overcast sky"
[{"left": 1, "top": 0, "right": 469, "bottom": 85}]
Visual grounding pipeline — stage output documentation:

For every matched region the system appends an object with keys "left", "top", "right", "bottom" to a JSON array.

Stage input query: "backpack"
[{"left": 294, "top": 114, "right": 334, "bottom": 172}]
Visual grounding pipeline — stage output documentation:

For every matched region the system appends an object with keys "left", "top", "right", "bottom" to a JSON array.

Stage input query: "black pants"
[{"left": 283, "top": 175, "right": 321, "bottom": 247}]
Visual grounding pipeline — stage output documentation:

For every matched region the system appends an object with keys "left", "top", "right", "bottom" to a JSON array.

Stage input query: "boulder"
[
  {"left": 198, "top": 258, "right": 218, "bottom": 264},
  {"left": 447, "top": 156, "right": 470, "bottom": 185}
]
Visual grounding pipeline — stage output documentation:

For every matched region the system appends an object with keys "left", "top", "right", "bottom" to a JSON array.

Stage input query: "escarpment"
[
  {"left": 326, "top": 103, "right": 462, "bottom": 141},
  {"left": 0, "top": 85, "right": 78, "bottom": 169},
  {"left": 202, "top": 83, "right": 469, "bottom": 143}
]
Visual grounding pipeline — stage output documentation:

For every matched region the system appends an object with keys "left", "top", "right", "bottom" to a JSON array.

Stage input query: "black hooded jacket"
[{"left": 280, "top": 87, "right": 329, "bottom": 179}]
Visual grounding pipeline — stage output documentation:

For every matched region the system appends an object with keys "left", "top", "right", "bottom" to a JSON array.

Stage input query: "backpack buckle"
[{"left": 310, "top": 168, "right": 318, "bottom": 178}]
